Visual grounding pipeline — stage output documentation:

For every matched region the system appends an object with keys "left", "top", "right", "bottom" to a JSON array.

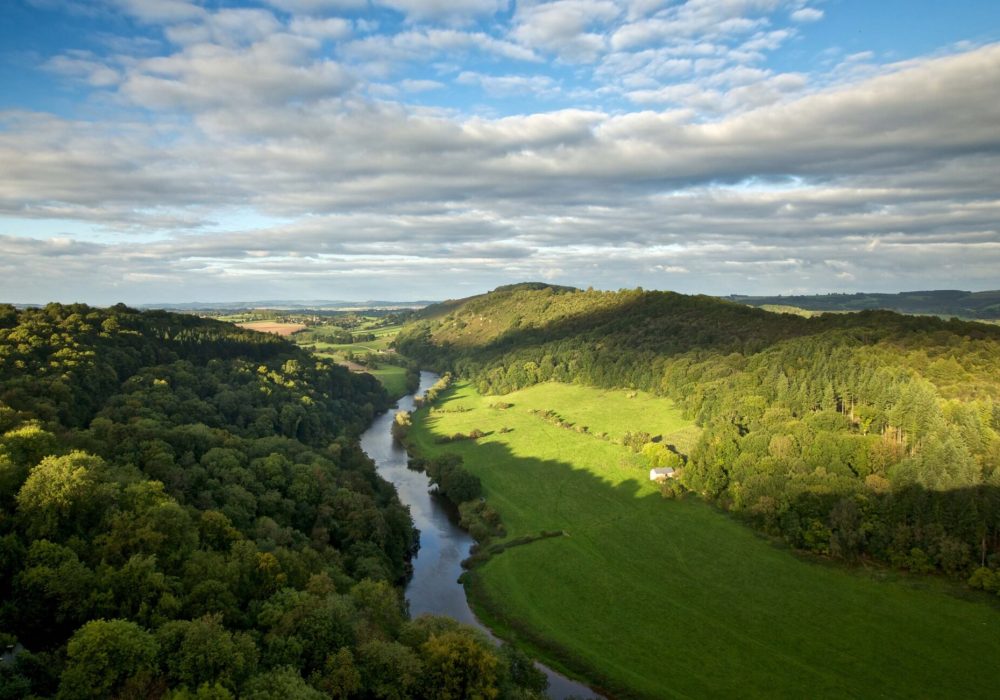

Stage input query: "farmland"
[
  {"left": 408, "top": 381, "right": 1000, "bottom": 699},
  {"left": 234, "top": 320, "right": 307, "bottom": 336},
  {"left": 218, "top": 309, "right": 416, "bottom": 398}
]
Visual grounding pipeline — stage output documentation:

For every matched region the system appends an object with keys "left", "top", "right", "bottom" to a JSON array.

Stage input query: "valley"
[{"left": 407, "top": 380, "right": 1000, "bottom": 699}]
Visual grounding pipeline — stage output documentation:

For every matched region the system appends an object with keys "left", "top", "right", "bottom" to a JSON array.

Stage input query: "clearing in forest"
[{"left": 408, "top": 381, "right": 1000, "bottom": 700}]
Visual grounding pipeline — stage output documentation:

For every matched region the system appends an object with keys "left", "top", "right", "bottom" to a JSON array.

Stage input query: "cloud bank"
[{"left": 1, "top": 1, "right": 998, "bottom": 303}]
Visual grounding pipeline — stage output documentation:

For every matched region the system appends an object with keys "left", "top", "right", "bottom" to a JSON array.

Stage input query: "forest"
[
  {"left": 395, "top": 284, "right": 1000, "bottom": 586},
  {"left": 0, "top": 303, "right": 549, "bottom": 699},
  {"left": 733, "top": 288, "right": 1000, "bottom": 320}
]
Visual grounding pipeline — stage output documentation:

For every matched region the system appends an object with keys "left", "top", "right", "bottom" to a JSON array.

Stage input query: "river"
[{"left": 360, "top": 371, "right": 601, "bottom": 700}]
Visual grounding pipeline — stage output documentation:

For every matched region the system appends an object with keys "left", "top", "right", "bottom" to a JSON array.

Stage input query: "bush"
[
  {"left": 425, "top": 454, "right": 482, "bottom": 505},
  {"left": 390, "top": 411, "right": 411, "bottom": 442}
]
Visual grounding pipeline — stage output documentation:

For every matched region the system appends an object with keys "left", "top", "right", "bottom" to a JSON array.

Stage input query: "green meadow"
[
  {"left": 364, "top": 363, "right": 410, "bottom": 397},
  {"left": 409, "top": 382, "right": 1000, "bottom": 699}
]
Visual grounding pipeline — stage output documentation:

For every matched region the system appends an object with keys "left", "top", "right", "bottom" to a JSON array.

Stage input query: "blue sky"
[{"left": 1, "top": 0, "right": 998, "bottom": 303}]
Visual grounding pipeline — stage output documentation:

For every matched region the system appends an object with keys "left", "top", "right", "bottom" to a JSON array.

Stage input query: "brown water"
[{"left": 360, "top": 371, "right": 602, "bottom": 700}]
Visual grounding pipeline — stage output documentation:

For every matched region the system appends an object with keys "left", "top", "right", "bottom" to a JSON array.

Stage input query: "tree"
[
  {"left": 57, "top": 619, "right": 158, "bottom": 700},
  {"left": 311, "top": 648, "right": 361, "bottom": 700},
  {"left": 419, "top": 630, "right": 501, "bottom": 700},
  {"left": 16, "top": 451, "right": 114, "bottom": 539},
  {"left": 828, "top": 497, "right": 865, "bottom": 562},
  {"left": 157, "top": 614, "right": 258, "bottom": 691},
  {"left": 242, "top": 666, "right": 324, "bottom": 700},
  {"left": 356, "top": 640, "right": 422, "bottom": 700}
]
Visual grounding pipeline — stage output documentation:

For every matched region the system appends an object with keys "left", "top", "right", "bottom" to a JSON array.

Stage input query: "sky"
[{"left": 1, "top": 0, "right": 998, "bottom": 304}]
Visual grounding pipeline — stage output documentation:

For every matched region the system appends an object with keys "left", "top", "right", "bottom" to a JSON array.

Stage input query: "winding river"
[{"left": 360, "top": 371, "right": 601, "bottom": 700}]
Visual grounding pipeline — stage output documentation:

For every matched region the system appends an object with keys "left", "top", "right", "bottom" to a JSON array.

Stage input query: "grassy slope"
[
  {"left": 365, "top": 364, "right": 410, "bottom": 398},
  {"left": 410, "top": 382, "right": 1000, "bottom": 700}
]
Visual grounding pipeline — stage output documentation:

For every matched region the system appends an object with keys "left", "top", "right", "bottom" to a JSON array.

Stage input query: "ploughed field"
[
  {"left": 234, "top": 320, "right": 307, "bottom": 336},
  {"left": 408, "top": 381, "right": 1000, "bottom": 699}
]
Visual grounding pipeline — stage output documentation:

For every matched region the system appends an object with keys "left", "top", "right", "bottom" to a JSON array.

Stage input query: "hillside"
[
  {"left": 396, "top": 285, "right": 1000, "bottom": 581},
  {"left": 0, "top": 304, "right": 548, "bottom": 699},
  {"left": 733, "top": 289, "right": 1000, "bottom": 320},
  {"left": 408, "top": 382, "right": 1000, "bottom": 699}
]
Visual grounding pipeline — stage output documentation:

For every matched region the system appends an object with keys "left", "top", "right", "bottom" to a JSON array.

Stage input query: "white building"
[{"left": 649, "top": 467, "right": 676, "bottom": 481}]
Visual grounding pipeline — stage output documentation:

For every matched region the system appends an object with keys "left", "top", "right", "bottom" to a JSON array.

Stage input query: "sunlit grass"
[
  {"left": 410, "top": 381, "right": 1000, "bottom": 699},
  {"left": 366, "top": 364, "right": 409, "bottom": 398}
]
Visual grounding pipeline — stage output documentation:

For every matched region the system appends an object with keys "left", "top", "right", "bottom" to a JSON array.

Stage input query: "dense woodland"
[
  {"left": 734, "top": 289, "right": 1000, "bottom": 320},
  {"left": 396, "top": 284, "right": 1000, "bottom": 585},
  {"left": 0, "top": 304, "right": 548, "bottom": 699}
]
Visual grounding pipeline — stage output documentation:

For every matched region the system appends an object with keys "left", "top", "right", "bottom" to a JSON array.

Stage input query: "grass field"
[
  {"left": 364, "top": 364, "right": 410, "bottom": 397},
  {"left": 409, "top": 381, "right": 1000, "bottom": 699}
]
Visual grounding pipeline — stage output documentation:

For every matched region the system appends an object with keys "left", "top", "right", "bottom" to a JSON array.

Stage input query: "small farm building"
[{"left": 649, "top": 467, "right": 676, "bottom": 481}]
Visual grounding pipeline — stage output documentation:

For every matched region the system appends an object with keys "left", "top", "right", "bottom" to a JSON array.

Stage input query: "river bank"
[{"left": 360, "top": 371, "right": 601, "bottom": 700}]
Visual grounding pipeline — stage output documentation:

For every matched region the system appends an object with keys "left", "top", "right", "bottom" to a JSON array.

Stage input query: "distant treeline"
[
  {"left": 0, "top": 303, "right": 549, "bottom": 699},
  {"left": 734, "top": 288, "right": 1000, "bottom": 320},
  {"left": 395, "top": 286, "right": 1000, "bottom": 585}
]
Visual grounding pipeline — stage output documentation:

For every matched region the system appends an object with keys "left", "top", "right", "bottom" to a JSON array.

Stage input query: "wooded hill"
[
  {"left": 0, "top": 303, "right": 549, "bottom": 699},
  {"left": 733, "top": 288, "right": 1000, "bottom": 320},
  {"left": 396, "top": 285, "right": 1000, "bottom": 585}
]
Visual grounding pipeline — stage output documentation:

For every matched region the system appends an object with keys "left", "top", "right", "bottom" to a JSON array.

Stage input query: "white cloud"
[
  {"left": 265, "top": 0, "right": 367, "bottom": 13},
  {"left": 165, "top": 9, "right": 284, "bottom": 46},
  {"left": 5, "top": 1, "right": 1000, "bottom": 301},
  {"left": 343, "top": 28, "right": 540, "bottom": 68},
  {"left": 120, "top": 34, "right": 354, "bottom": 110},
  {"left": 611, "top": 0, "right": 786, "bottom": 50},
  {"left": 399, "top": 78, "right": 445, "bottom": 92},
  {"left": 289, "top": 16, "right": 353, "bottom": 40},
  {"left": 44, "top": 51, "right": 122, "bottom": 87},
  {"left": 456, "top": 71, "right": 558, "bottom": 96},
  {"left": 106, "top": 0, "right": 206, "bottom": 24},
  {"left": 790, "top": 7, "right": 823, "bottom": 22},
  {"left": 511, "top": 0, "right": 621, "bottom": 62},
  {"left": 375, "top": 0, "right": 508, "bottom": 24}
]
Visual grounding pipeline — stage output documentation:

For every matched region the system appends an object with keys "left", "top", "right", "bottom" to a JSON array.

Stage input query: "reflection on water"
[{"left": 360, "top": 371, "right": 601, "bottom": 700}]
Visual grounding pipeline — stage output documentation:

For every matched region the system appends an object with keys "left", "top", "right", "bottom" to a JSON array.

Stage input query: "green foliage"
[
  {"left": 459, "top": 500, "right": 506, "bottom": 543},
  {"left": 399, "top": 285, "right": 1000, "bottom": 580},
  {"left": 157, "top": 614, "right": 258, "bottom": 690},
  {"left": 424, "top": 453, "right": 483, "bottom": 505},
  {"left": 0, "top": 303, "right": 548, "bottom": 699},
  {"left": 16, "top": 451, "right": 114, "bottom": 540},
  {"left": 736, "top": 288, "right": 1000, "bottom": 320},
  {"left": 413, "top": 372, "right": 452, "bottom": 408},
  {"left": 409, "top": 380, "right": 1000, "bottom": 700},
  {"left": 57, "top": 619, "right": 159, "bottom": 700},
  {"left": 419, "top": 630, "right": 500, "bottom": 700},
  {"left": 391, "top": 410, "right": 411, "bottom": 443},
  {"left": 241, "top": 666, "right": 324, "bottom": 700}
]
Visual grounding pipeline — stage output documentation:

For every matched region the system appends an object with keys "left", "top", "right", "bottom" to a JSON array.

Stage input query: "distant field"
[
  {"left": 757, "top": 303, "right": 822, "bottom": 318},
  {"left": 409, "top": 382, "right": 1000, "bottom": 699},
  {"left": 302, "top": 321, "right": 411, "bottom": 398},
  {"left": 365, "top": 364, "right": 410, "bottom": 398},
  {"left": 236, "top": 321, "right": 306, "bottom": 336}
]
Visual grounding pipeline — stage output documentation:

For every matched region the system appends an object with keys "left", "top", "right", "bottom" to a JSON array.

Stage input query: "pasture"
[
  {"left": 408, "top": 381, "right": 1000, "bottom": 699},
  {"left": 364, "top": 364, "right": 410, "bottom": 398}
]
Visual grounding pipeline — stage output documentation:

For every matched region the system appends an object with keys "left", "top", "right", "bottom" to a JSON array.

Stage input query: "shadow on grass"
[{"left": 411, "top": 422, "right": 1000, "bottom": 700}]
